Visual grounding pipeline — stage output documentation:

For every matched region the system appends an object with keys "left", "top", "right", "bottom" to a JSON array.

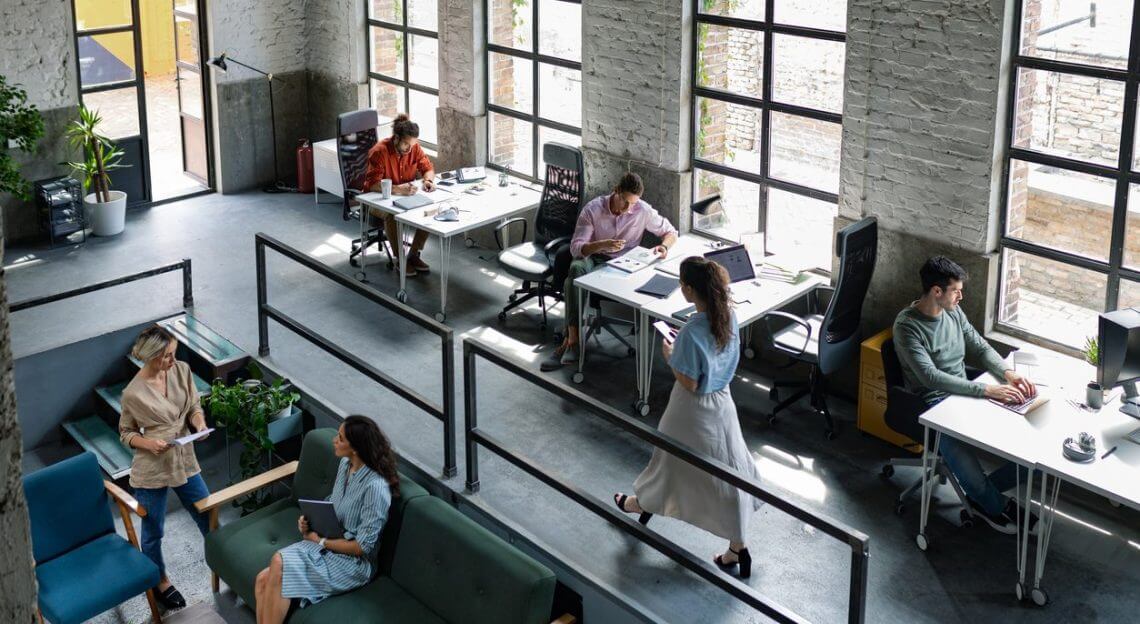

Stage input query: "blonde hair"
[{"left": 131, "top": 326, "right": 175, "bottom": 363}]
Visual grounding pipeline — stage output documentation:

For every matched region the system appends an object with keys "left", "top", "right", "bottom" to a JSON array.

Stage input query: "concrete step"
[{"left": 61, "top": 414, "right": 132, "bottom": 480}]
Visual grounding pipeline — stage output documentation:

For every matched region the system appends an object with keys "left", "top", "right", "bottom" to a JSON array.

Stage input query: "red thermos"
[{"left": 296, "top": 139, "right": 314, "bottom": 194}]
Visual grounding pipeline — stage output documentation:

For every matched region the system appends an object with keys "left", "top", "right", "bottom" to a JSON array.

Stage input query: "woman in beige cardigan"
[{"left": 118, "top": 326, "right": 212, "bottom": 611}]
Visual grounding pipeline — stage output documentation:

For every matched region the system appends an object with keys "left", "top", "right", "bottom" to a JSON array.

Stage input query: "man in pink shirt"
[{"left": 542, "top": 173, "right": 678, "bottom": 371}]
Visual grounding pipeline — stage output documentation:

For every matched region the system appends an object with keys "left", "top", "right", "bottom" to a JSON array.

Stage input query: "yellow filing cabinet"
[{"left": 857, "top": 328, "right": 920, "bottom": 449}]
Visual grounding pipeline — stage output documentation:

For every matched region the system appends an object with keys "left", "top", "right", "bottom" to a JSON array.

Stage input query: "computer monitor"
[{"left": 1097, "top": 307, "right": 1140, "bottom": 419}]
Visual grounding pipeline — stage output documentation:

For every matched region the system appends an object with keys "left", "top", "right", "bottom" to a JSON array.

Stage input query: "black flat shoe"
[
  {"left": 714, "top": 547, "right": 752, "bottom": 579},
  {"left": 613, "top": 493, "right": 653, "bottom": 525},
  {"left": 156, "top": 585, "right": 186, "bottom": 610}
]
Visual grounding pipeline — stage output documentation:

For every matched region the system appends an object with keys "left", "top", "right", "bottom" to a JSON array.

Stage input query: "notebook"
[
  {"left": 607, "top": 246, "right": 660, "bottom": 273},
  {"left": 393, "top": 194, "right": 434, "bottom": 211},
  {"left": 298, "top": 499, "right": 345, "bottom": 539},
  {"left": 635, "top": 274, "right": 679, "bottom": 298}
]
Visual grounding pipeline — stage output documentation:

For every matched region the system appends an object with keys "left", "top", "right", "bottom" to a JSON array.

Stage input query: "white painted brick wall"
[
  {"left": 304, "top": 0, "right": 364, "bottom": 83},
  {"left": 209, "top": 0, "right": 307, "bottom": 84},
  {"left": 582, "top": 0, "right": 691, "bottom": 172},
  {"left": 0, "top": 0, "right": 76, "bottom": 110},
  {"left": 839, "top": 0, "right": 1008, "bottom": 253},
  {"left": 439, "top": 0, "right": 484, "bottom": 114}
]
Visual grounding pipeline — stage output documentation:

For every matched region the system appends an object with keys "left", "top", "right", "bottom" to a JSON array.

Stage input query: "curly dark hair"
[
  {"left": 342, "top": 415, "right": 401, "bottom": 498},
  {"left": 679, "top": 256, "right": 733, "bottom": 351},
  {"left": 391, "top": 113, "right": 420, "bottom": 140}
]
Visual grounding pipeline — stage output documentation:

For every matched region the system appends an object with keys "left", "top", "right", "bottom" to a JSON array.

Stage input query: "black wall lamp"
[{"left": 206, "top": 52, "right": 289, "bottom": 193}]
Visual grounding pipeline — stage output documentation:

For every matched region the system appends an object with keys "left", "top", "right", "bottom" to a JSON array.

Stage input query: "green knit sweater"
[{"left": 892, "top": 303, "right": 1008, "bottom": 404}]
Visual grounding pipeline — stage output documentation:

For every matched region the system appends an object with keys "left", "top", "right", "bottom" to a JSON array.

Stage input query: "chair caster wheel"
[
  {"left": 744, "top": 348, "right": 756, "bottom": 360},
  {"left": 825, "top": 429, "right": 837, "bottom": 440},
  {"left": 634, "top": 401, "right": 650, "bottom": 417},
  {"left": 539, "top": 323, "right": 547, "bottom": 332},
  {"left": 350, "top": 258, "right": 361, "bottom": 268},
  {"left": 498, "top": 312, "right": 507, "bottom": 323},
  {"left": 434, "top": 312, "right": 447, "bottom": 323},
  {"left": 959, "top": 509, "right": 974, "bottom": 528},
  {"left": 915, "top": 533, "right": 928, "bottom": 551},
  {"left": 1016, "top": 581, "right": 1025, "bottom": 602},
  {"left": 572, "top": 372, "right": 584, "bottom": 384},
  {"left": 1031, "top": 587, "right": 1048, "bottom": 606},
  {"left": 464, "top": 237, "right": 475, "bottom": 248},
  {"left": 396, "top": 290, "right": 408, "bottom": 303},
  {"left": 508, "top": 294, "right": 517, "bottom": 302},
  {"left": 769, "top": 389, "right": 779, "bottom": 402},
  {"left": 767, "top": 415, "right": 778, "bottom": 426},
  {"left": 938, "top": 474, "right": 948, "bottom": 485},
  {"left": 894, "top": 503, "right": 905, "bottom": 516},
  {"left": 881, "top": 465, "right": 895, "bottom": 479}
]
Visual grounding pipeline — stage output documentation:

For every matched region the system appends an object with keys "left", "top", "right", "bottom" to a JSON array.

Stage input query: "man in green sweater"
[{"left": 893, "top": 256, "right": 1036, "bottom": 534}]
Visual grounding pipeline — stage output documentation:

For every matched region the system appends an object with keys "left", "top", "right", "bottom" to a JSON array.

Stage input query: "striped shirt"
[{"left": 279, "top": 458, "right": 392, "bottom": 606}]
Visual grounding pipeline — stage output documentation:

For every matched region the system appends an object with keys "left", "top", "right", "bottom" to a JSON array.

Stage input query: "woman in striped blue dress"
[{"left": 255, "top": 416, "right": 400, "bottom": 623}]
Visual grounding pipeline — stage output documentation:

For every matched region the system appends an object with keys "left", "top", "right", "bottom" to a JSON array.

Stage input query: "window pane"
[
  {"left": 766, "top": 189, "right": 836, "bottom": 270},
  {"left": 538, "top": 64, "right": 581, "bottom": 128},
  {"left": 174, "top": 16, "right": 199, "bottom": 66},
  {"left": 698, "top": 0, "right": 764, "bottom": 22},
  {"left": 174, "top": 0, "right": 196, "bottom": 14},
  {"left": 775, "top": 0, "right": 846, "bottom": 32},
  {"left": 176, "top": 67, "right": 203, "bottom": 118},
  {"left": 75, "top": 0, "right": 131, "bottom": 30},
  {"left": 539, "top": 126, "right": 581, "bottom": 175},
  {"left": 1005, "top": 159, "right": 1114, "bottom": 261},
  {"left": 999, "top": 248, "right": 1106, "bottom": 348},
  {"left": 371, "top": 27, "right": 404, "bottom": 80},
  {"left": 695, "top": 96, "right": 761, "bottom": 174},
  {"left": 1127, "top": 184, "right": 1140, "bottom": 270},
  {"left": 78, "top": 32, "right": 137, "bottom": 88},
  {"left": 769, "top": 113, "right": 841, "bottom": 194},
  {"left": 489, "top": 0, "right": 532, "bottom": 51},
  {"left": 408, "top": 35, "right": 438, "bottom": 88},
  {"left": 539, "top": 0, "right": 581, "bottom": 61},
  {"left": 371, "top": 80, "right": 406, "bottom": 122},
  {"left": 408, "top": 90, "right": 438, "bottom": 145},
  {"left": 490, "top": 112, "right": 534, "bottom": 176},
  {"left": 1013, "top": 67, "right": 1124, "bottom": 166},
  {"left": 772, "top": 34, "right": 845, "bottom": 113},
  {"left": 1020, "top": 0, "right": 1130, "bottom": 70},
  {"left": 407, "top": 0, "right": 438, "bottom": 31},
  {"left": 82, "top": 88, "right": 140, "bottom": 139},
  {"left": 369, "top": 0, "right": 399, "bottom": 23},
  {"left": 696, "top": 24, "right": 763, "bottom": 100},
  {"left": 489, "top": 53, "right": 533, "bottom": 114},
  {"left": 1120, "top": 280, "right": 1140, "bottom": 311},
  {"left": 693, "top": 169, "right": 760, "bottom": 242}
]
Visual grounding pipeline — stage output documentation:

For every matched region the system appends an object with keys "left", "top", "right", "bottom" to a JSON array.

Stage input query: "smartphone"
[{"left": 653, "top": 320, "right": 677, "bottom": 345}]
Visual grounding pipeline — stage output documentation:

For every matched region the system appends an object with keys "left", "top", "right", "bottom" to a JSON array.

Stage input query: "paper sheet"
[{"left": 172, "top": 428, "right": 214, "bottom": 447}]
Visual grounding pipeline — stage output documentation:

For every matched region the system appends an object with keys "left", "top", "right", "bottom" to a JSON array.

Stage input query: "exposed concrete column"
[
  {"left": 581, "top": 0, "right": 693, "bottom": 229},
  {"left": 436, "top": 0, "right": 487, "bottom": 173}
]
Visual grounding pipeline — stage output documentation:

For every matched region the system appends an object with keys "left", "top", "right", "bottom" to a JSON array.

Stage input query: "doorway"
[{"left": 71, "top": 0, "right": 213, "bottom": 205}]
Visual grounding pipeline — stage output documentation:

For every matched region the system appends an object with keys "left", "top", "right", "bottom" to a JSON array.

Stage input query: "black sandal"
[
  {"left": 156, "top": 585, "right": 186, "bottom": 610},
  {"left": 613, "top": 492, "right": 653, "bottom": 525},
  {"left": 714, "top": 547, "right": 752, "bottom": 579}
]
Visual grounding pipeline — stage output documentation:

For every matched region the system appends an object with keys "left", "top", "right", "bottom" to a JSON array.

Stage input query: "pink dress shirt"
[{"left": 570, "top": 194, "right": 678, "bottom": 259}]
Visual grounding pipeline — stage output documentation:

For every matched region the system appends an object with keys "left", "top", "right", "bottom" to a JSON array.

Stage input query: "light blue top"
[{"left": 669, "top": 311, "right": 739, "bottom": 394}]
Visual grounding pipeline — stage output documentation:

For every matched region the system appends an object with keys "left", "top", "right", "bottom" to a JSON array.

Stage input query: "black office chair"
[
  {"left": 880, "top": 337, "right": 975, "bottom": 525},
  {"left": 763, "top": 217, "right": 878, "bottom": 439},
  {"left": 337, "top": 109, "right": 394, "bottom": 274},
  {"left": 495, "top": 143, "right": 584, "bottom": 331}
]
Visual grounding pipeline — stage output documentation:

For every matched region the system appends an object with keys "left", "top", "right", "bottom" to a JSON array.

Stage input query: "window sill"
[{"left": 985, "top": 327, "right": 1082, "bottom": 360}]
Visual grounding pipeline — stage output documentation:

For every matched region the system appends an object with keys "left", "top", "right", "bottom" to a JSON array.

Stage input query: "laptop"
[
  {"left": 704, "top": 244, "right": 755, "bottom": 283},
  {"left": 988, "top": 393, "right": 1050, "bottom": 416},
  {"left": 393, "top": 194, "right": 434, "bottom": 211}
]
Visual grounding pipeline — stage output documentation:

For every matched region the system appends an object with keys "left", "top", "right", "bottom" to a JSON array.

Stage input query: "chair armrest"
[
  {"left": 551, "top": 615, "right": 577, "bottom": 624},
  {"left": 809, "top": 285, "right": 835, "bottom": 314},
  {"left": 494, "top": 218, "right": 528, "bottom": 251},
  {"left": 194, "top": 460, "right": 299, "bottom": 514},
  {"left": 104, "top": 480, "right": 146, "bottom": 518},
  {"left": 543, "top": 236, "right": 571, "bottom": 262},
  {"left": 762, "top": 310, "right": 813, "bottom": 357}
]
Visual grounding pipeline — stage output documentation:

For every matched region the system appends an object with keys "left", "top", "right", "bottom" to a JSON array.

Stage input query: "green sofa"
[{"left": 199, "top": 429, "right": 565, "bottom": 624}]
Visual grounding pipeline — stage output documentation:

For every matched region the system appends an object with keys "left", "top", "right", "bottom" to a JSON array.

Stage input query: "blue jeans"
[
  {"left": 134, "top": 473, "right": 211, "bottom": 577},
  {"left": 939, "top": 435, "right": 1029, "bottom": 516}
]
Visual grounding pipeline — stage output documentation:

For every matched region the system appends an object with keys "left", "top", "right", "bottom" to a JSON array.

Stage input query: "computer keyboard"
[{"left": 989, "top": 393, "right": 1049, "bottom": 415}]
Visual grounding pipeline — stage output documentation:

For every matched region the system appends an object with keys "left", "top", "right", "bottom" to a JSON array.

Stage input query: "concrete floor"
[{"left": 8, "top": 191, "right": 1140, "bottom": 623}]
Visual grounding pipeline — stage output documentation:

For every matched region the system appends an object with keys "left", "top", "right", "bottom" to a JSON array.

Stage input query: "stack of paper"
[{"left": 758, "top": 262, "right": 802, "bottom": 283}]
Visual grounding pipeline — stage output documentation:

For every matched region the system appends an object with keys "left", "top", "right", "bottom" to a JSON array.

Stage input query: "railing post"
[
  {"left": 848, "top": 540, "right": 869, "bottom": 624},
  {"left": 181, "top": 258, "right": 194, "bottom": 308},
  {"left": 463, "top": 341, "right": 479, "bottom": 492},
  {"left": 441, "top": 332, "right": 457, "bottom": 478},
  {"left": 255, "top": 237, "right": 270, "bottom": 356}
]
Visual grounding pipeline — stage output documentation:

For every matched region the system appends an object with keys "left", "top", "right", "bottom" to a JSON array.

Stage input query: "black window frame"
[
  {"left": 484, "top": 0, "right": 583, "bottom": 183},
  {"left": 690, "top": 1, "right": 845, "bottom": 264},
  {"left": 998, "top": 0, "right": 1140, "bottom": 350},
  {"left": 367, "top": 0, "right": 441, "bottom": 150}
]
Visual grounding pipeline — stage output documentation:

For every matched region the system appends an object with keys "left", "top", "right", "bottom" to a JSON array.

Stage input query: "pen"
[{"left": 1101, "top": 446, "right": 1118, "bottom": 460}]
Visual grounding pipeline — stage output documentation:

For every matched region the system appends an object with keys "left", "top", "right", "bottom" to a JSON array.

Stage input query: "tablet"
[{"left": 298, "top": 499, "right": 345, "bottom": 539}]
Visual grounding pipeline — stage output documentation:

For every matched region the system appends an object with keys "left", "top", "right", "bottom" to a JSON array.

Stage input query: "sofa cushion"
[
  {"left": 292, "top": 428, "right": 340, "bottom": 503},
  {"left": 24, "top": 452, "right": 115, "bottom": 564},
  {"left": 391, "top": 497, "right": 556, "bottom": 624},
  {"left": 376, "top": 475, "right": 429, "bottom": 576},
  {"left": 37, "top": 533, "right": 160, "bottom": 624},
  {"left": 290, "top": 576, "right": 446, "bottom": 624}
]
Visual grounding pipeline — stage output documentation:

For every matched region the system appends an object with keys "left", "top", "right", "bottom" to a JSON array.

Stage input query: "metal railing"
[
  {"left": 10, "top": 258, "right": 193, "bottom": 312},
  {"left": 463, "top": 336, "right": 869, "bottom": 624},
  {"left": 254, "top": 233, "right": 456, "bottom": 477}
]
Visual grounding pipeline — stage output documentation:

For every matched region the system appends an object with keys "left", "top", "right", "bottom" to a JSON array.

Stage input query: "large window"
[
  {"left": 1000, "top": 1, "right": 1140, "bottom": 349},
  {"left": 368, "top": 0, "right": 439, "bottom": 146},
  {"left": 486, "top": 0, "right": 582, "bottom": 181},
  {"left": 691, "top": 1, "right": 846, "bottom": 270}
]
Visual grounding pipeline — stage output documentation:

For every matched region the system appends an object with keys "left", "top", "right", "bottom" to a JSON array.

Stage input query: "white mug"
[{"left": 380, "top": 179, "right": 392, "bottom": 199}]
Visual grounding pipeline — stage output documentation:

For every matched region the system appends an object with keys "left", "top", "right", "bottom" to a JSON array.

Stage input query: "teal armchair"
[{"left": 24, "top": 452, "right": 162, "bottom": 624}]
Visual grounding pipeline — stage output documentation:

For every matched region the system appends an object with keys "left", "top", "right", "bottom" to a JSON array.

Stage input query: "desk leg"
[
  {"left": 358, "top": 204, "right": 369, "bottom": 281},
  {"left": 1029, "top": 473, "right": 1062, "bottom": 606},
  {"left": 437, "top": 236, "right": 451, "bottom": 322},
  {"left": 1016, "top": 465, "right": 1034, "bottom": 601},
  {"left": 573, "top": 286, "right": 587, "bottom": 384},
  {"left": 916, "top": 427, "right": 938, "bottom": 551},
  {"left": 396, "top": 221, "right": 409, "bottom": 302},
  {"left": 634, "top": 312, "right": 652, "bottom": 416}
]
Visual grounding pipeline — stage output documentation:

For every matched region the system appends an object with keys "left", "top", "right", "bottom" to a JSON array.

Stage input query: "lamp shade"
[
  {"left": 691, "top": 193, "right": 722, "bottom": 215},
  {"left": 207, "top": 54, "right": 228, "bottom": 72}
]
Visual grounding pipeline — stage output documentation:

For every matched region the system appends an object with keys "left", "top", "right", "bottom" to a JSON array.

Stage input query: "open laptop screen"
[{"left": 704, "top": 244, "right": 755, "bottom": 283}]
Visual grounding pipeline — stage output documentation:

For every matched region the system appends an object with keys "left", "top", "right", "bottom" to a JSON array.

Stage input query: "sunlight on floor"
[
  {"left": 461, "top": 325, "right": 541, "bottom": 363},
  {"left": 753, "top": 444, "right": 826, "bottom": 503},
  {"left": 310, "top": 233, "right": 354, "bottom": 257},
  {"left": 4, "top": 255, "right": 43, "bottom": 270}
]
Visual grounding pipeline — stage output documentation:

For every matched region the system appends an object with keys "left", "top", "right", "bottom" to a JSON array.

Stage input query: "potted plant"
[
  {"left": 1083, "top": 336, "right": 1106, "bottom": 408},
  {"left": 64, "top": 104, "right": 128, "bottom": 236},
  {"left": 0, "top": 76, "right": 44, "bottom": 201}
]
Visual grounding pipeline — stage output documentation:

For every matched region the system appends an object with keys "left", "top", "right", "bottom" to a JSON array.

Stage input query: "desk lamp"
[{"left": 207, "top": 53, "right": 288, "bottom": 193}]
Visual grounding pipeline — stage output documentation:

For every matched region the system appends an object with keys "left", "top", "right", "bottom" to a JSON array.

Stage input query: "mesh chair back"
[
  {"left": 534, "top": 143, "right": 584, "bottom": 246},
  {"left": 337, "top": 109, "right": 380, "bottom": 221},
  {"left": 818, "top": 217, "right": 878, "bottom": 375}
]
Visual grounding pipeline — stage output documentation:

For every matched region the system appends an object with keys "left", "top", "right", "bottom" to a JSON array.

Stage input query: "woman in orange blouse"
[{"left": 363, "top": 114, "right": 436, "bottom": 276}]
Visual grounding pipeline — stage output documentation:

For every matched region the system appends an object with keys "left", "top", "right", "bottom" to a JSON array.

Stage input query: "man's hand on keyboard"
[
  {"left": 1004, "top": 369, "right": 1037, "bottom": 398},
  {"left": 985, "top": 384, "right": 1026, "bottom": 405}
]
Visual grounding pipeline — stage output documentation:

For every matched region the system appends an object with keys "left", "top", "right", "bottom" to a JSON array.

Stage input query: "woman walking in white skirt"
[{"left": 613, "top": 256, "right": 761, "bottom": 577}]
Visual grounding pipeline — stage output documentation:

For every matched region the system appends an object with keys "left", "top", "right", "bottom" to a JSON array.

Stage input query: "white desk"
[
  {"left": 357, "top": 180, "right": 541, "bottom": 322},
  {"left": 917, "top": 350, "right": 1140, "bottom": 606},
  {"left": 572, "top": 234, "right": 826, "bottom": 415}
]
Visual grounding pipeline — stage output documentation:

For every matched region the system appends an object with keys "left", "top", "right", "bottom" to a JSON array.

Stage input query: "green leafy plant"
[
  {"left": 63, "top": 104, "right": 127, "bottom": 203},
  {"left": 0, "top": 75, "right": 45, "bottom": 201},
  {"left": 205, "top": 376, "right": 300, "bottom": 513},
  {"left": 1083, "top": 336, "right": 1100, "bottom": 367}
]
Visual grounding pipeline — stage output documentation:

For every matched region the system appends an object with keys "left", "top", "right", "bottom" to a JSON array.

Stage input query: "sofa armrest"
[
  {"left": 551, "top": 615, "right": 577, "bottom": 624},
  {"left": 195, "top": 460, "right": 298, "bottom": 517}
]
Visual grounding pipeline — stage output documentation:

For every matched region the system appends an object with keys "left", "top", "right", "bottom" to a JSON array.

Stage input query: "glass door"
[{"left": 174, "top": 0, "right": 208, "bottom": 183}]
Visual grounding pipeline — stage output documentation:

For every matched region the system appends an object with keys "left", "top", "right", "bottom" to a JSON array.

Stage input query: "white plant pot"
[{"left": 85, "top": 190, "right": 127, "bottom": 236}]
